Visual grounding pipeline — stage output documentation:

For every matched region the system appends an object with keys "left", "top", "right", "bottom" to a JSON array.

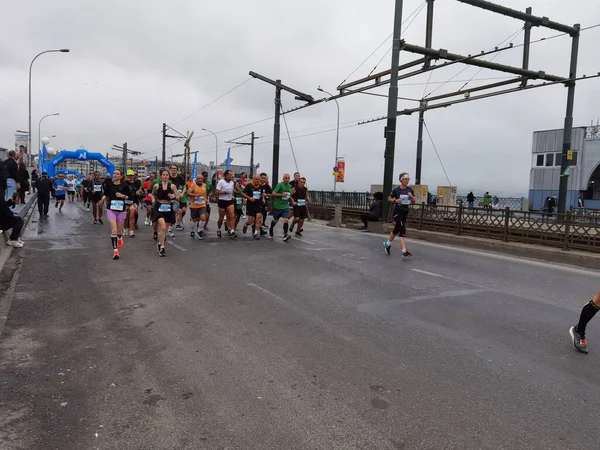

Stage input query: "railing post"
[
  {"left": 457, "top": 204, "right": 463, "bottom": 235},
  {"left": 503, "top": 207, "right": 510, "bottom": 242},
  {"left": 563, "top": 211, "right": 572, "bottom": 251},
  {"left": 418, "top": 202, "right": 425, "bottom": 230}
]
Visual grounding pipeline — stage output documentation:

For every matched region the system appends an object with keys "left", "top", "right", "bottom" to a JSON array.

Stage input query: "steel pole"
[
  {"left": 558, "top": 25, "right": 580, "bottom": 215},
  {"left": 318, "top": 88, "right": 340, "bottom": 191},
  {"left": 38, "top": 113, "right": 59, "bottom": 164},
  {"left": 272, "top": 82, "right": 282, "bottom": 185},
  {"left": 382, "top": 0, "right": 405, "bottom": 218},
  {"left": 250, "top": 132, "right": 255, "bottom": 177}
]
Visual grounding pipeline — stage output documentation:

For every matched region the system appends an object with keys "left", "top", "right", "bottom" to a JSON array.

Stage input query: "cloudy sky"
[{"left": 2, "top": 0, "right": 600, "bottom": 195}]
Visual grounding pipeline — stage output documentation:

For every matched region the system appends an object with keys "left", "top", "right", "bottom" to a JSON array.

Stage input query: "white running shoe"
[{"left": 7, "top": 239, "right": 23, "bottom": 248}]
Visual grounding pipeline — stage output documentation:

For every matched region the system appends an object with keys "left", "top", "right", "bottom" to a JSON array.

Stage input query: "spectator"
[
  {"left": 483, "top": 191, "right": 492, "bottom": 209},
  {"left": 16, "top": 162, "right": 30, "bottom": 204},
  {"left": 0, "top": 194, "right": 25, "bottom": 247},
  {"left": 466, "top": 191, "right": 475, "bottom": 208},
  {"left": 31, "top": 169, "right": 39, "bottom": 193},
  {"left": 4, "top": 150, "right": 19, "bottom": 202},
  {"left": 360, "top": 192, "right": 383, "bottom": 231},
  {"left": 36, "top": 172, "right": 53, "bottom": 217},
  {"left": 549, "top": 195, "right": 557, "bottom": 215}
]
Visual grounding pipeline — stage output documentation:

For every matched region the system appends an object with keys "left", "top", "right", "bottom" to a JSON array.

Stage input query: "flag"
[
  {"left": 150, "top": 160, "right": 155, "bottom": 173},
  {"left": 192, "top": 152, "right": 198, "bottom": 179},
  {"left": 226, "top": 147, "right": 231, "bottom": 170},
  {"left": 39, "top": 143, "right": 47, "bottom": 173},
  {"left": 170, "top": 155, "right": 173, "bottom": 164}
]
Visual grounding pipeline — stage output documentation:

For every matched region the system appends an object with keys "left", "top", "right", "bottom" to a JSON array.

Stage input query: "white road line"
[
  {"left": 411, "top": 268, "right": 445, "bottom": 278},
  {"left": 304, "top": 248, "right": 337, "bottom": 252},
  {"left": 246, "top": 283, "right": 284, "bottom": 300},
  {"left": 167, "top": 241, "right": 187, "bottom": 252}
]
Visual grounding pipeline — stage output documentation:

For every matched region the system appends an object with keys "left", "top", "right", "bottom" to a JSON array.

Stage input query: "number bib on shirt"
[
  {"left": 194, "top": 196, "right": 205, "bottom": 205},
  {"left": 158, "top": 203, "right": 172, "bottom": 212},
  {"left": 235, "top": 197, "right": 243, "bottom": 205},
  {"left": 285, "top": 192, "right": 291, "bottom": 200},
  {"left": 252, "top": 190, "right": 261, "bottom": 199},
  {"left": 93, "top": 184, "right": 102, "bottom": 192},
  {"left": 110, "top": 200, "right": 125, "bottom": 211},
  {"left": 400, "top": 195, "right": 410, "bottom": 205},
  {"left": 297, "top": 199, "right": 306, "bottom": 206}
]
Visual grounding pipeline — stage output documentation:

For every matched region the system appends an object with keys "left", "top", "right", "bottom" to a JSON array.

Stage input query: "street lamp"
[
  {"left": 29, "top": 48, "right": 70, "bottom": 168},
  {"left": 318, "top": 86, "right": 340, "bottom": 192},
  {"left": 202, "top": 128, "right": 218, "bottom": 173},
  {"left": 38, "top": 113, "right": 59, "bottom": 160}
]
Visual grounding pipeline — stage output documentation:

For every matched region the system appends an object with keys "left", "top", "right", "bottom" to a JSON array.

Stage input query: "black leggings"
[
  {"left": 392, "top": 209, "right": 409, "bottom": 237},
  {"left": 361, "top": 214, "right": 379, "bottom": 227},
  {"left": 2, "top": 216, "right": 24, "bottom": 241}
]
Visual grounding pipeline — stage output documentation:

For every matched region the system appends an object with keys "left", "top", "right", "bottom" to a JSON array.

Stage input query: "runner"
[
  {"left": 269, "top": 173, "right": 292, "bottom": 241},
  {"left": 100, "top": 168, "right": 131, "bottom": 260},
  {"left": 234, "top": 180, "right": 244, "bottom": 229},
  {"left": 124, "top": 169, "right": 142, "bottom": 237},
  {"left": 290, "top": 177, "right": 310, "bottom": 237},
  {"left": 382, "top": 172, "right": 415, "bottom": 257},
  {"left": 259, "top": 173, "right": 272, "bottom": 231},
  {"left": 81, "top": 173, "right": 92, "bottom": 211},
  {"left": 152, "top": 169, "right": 179, "bottom": 256},
  {"left": 289, "top": 172, "right": 301, "bottom": 224},
  {"left": 52, "top": 173, "right": 68, "bottom": 212},
  {"left": 175, "top": 177, "right": 188, "bottom": 232},
  {"left": 87, "top": 172, "right": 105, "bottom": 224},
  {"left": 570, "top": 289, "right": 600, "bottom": 354},
  {"left": 148, "top": 171, "right": 162, "bottom": 240},
  {"left": 74, "top": 176, "right": 82, "bottom": 201},
  {"left": 187, "top": 174, "right": 208, "bottom": 239},
  {"left": 239, "top": 172, "right": 248, "bottom": 219},
  {"left": 202, "top": 171, "right": 212, "bottom": 232},
  {"left": 242, "top": 174, "right": 266, "bottom": 240},
  {"left": 66, "top": 175, "right": 77, "bottom": 202},
  {"left": 215, "top": 169, "right": 237, "bottom": 239},
  {"left": 143, "top": 172, "right": 156, "bottom": 226},
  {"left": 168, "top": 164, "right": 185, "bottom": 237}
]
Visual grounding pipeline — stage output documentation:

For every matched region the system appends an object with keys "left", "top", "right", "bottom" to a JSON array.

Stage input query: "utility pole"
[
  {"left": 415, "top": 0, "right": 434, "bottom": 186},
  {"left": 162, "top": 123, "right": 166, "bottom": 167},
  {"left": 273, "top": 82, "right": 282, "bottom": 184},
  {"left": 382, "top": 0, "right": 405, "bottom": 218},
  {"left": 122, "top": 142, "right": 128, "bottom": 172},
  {"left": 225, "top": 132, "right": 259, "bottom": 177}
]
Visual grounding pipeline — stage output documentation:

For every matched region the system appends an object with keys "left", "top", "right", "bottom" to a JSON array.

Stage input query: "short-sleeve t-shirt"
[
  {"left": 243, "top": 183, "right": 264, "bottom": 209},
  {"left": 390, "top": 186, "right": 415, "bottom": 211},
  {"left": 273, "top": 182, "right": 292, "bottom": 210},
  {"left": 53, "top": 179, "right": 68, "bottom": 194},
  {"left": 105, "top": 182, "right": 131, "bottom": 211},
  {"left": 217, "top": 180, "right": 235, "bottom": 201},
  {"left": 188, "top": 183, "right": 207, "bottom": 208}
]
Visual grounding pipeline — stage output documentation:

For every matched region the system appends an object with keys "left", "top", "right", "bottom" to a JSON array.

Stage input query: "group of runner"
[{"left": 76, "top": 165, "right": 310, "bottom": 260}]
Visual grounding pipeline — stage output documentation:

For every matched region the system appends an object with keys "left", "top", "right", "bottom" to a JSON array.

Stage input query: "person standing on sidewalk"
[
  {"left": 569, "top": 289, "right": 600, "bottom": 354},
  {"left": 4, "top": 151, "right": 19, "bottom": 202},
  {"left": 36, "top": 172, "right": 53, "bottom": 218},
  {"left": 467, "top": 191, "right": 475, "bottom": 208}
]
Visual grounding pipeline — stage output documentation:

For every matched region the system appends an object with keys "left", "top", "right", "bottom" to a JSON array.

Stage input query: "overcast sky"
[{"left": 2, "top": 0, "right": 600, "bottom": 195}]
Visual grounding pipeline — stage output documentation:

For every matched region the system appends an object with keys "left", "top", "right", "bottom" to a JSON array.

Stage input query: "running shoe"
[
  {"left": 129, "top": 230, "right": 135, "bottom": 237},
  {"left": 383, "top": 241, "right": 391, "bottom": 256},
  {"left": 113, "top": 249, "right": 120, "bottom": 260},
  {"left": 167, "top": 229, "right": 175, "bottom": 238},
  {"left": 175, "top": 224, "right": 184, "bottom": 231},
  {"left": 98, "top": 219, "right": 103, "bottom": 225},
  {"left": 124, "top": 228, "right": 129, "bottom": 234},
  {"left": 196, "top": 231, "right": 204, "bottom": 240},
  {"left": 55, "top": 202, "right": 58, "bottom": 208},
  {"left": 402, "top": 250, "right": 412, "bottom": 257},
  {"left": 87, "top": 206, "right": 90, "bottom": 211},
  {"left": 289, "top": 224, "right": 294, "bottom": 233},
  {"left": 7, "top": 239, "right": 23, "bottom": 248},
  {"left": 269, "top": 226, "right": 274, "bottom": 237},
  {"left": 217, "top": 230, "right": 222, "bottom": 238},
  {"left": 153, "top": 232, "right": 158, "bottom": 241},
  {"left": 253, "top": 232, "right": 259, "bottom": 240},
  {"left": 242, "top": 224, "right": 248, "bottom": 234},
  {"left": 570, "top": 326, "right": 588, "bottom": 354},
  {"left": 157, "top": 243, "right": 161, "bottom": 253},
  {"left": 159, "top": 246, "right": 166, "bottom": 257},
  {"left": 144, "top": 218, "right": 150, "bottom": 226},
  {"left": 283, "top": 234, "right": 291, "bottom": 242},
  {"left": 93, "top": 220, "right": 98, "bottom": 224},
  {"left": 230, "top": 232, "right": 238, "bottom": 239},
  {"left": 117, "top": 237, "right": 124, "bottom": 249},
  {"left": 295, "top": 231, "right": 302, "bottom": 237},
  {"left": 190, "top": 231, "right": 195, "bottom": 238},
  {"left": 260, "top": 229, "right": 268, "bottom": 237}
]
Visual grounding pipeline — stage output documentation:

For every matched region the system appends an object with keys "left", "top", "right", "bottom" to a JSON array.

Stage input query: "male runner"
[
  {"left": 242, "top": 174, "right": 267, "bottom": 240},
  {"left": 383, "top": 172, "right": 415, "bottom": 257},
  {"left": 289, "top": 172, "right": 301, "bottom": 223},
  {"left": 88, "top": 171, "right": 105, "bottom": 224},
  {"left": 81, "top": 173, "right": 92, "bottom": 210},
  {"left": 52, "top": 173, "right": 68, "bottom": 212},
  {"left": 270, "top": 173, "right": 292, "bottom": 241},
  {"left": 187, "top": 174, "right": 208, "bottom": 239},
  {"left": 168, "top": 164, "right": 185, "bottom": 236},
  {"left": 66, "top": 175, "right": 77, "bottom": 202},
  {"left": 202, "top": 171, "right": 212, "bottom": 232},
  {"left": 290, "top": 177, "right": 310, "bottom": 236},
  {"left": 215, "top": 170, "right": 237, "bottom": 239},
  {"left": 143, "top": 172, "right": 156, "bottom": 225},
  {"left": 259, "top": 173, "right": 272, "bottom": 229},
  {"left": 124, "top": 169, "right": 142, "bottom": 237},
  {"left": 570, "top": 289, "right": 600, "bottom": 354}
]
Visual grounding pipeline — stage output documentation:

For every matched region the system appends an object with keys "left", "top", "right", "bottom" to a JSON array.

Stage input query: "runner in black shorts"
[
  {"left": 88, "top": 171, "right": 105, "bottom": 224},
  {"left": 152, "top": 169, "right": 179, "bottom": 257},
  {"left": 81, "top": 173, "right": 92, "bottom": 210},
  {"left": 383, "top": 172, "right": 415, "bottom": 257},
  {"left": 290, "top": 177, "right": 310, "bottom": 237},
  {"left": 202, "top": 171, "right": 212, "bottom": 232},
  {"left": 215, "top": 170, "right": 237, "bottom": 239},
  {"left": 242, "top": 174, "right": 267, "bottom": 240}
]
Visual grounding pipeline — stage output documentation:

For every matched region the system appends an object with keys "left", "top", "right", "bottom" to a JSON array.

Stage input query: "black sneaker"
[
  {"left": 242, "top": 223, "right": 248, "bottom": 234},
  {"left": 402, "top": 250, "right": 412, "bottom": 257},
  {"left": 190, "top": 231, "right": 195, "bottom": 238},
  {"left": 295, "top": 231, "right": 302, "bottom": 237},
  {"left": 569, "top": 326, "right": 588, "bottom": 353},
  {"left": 98, "top": 219, "right": 103, "bottom": 225},
  {"left": 289, "top": 224, "right": 295, "bottom": 233},
  {"left": 253, "top": 233, "right": 259, "bottom": 240},
  {"left": 153, "top": 232, "right": 158, "bottom": 241},
  {"left": 217, "top": 230, "right": 222, "bottom": 238},
  {"left": 269, "top": 226, "right": 274, "bottom": 237},
  {"left": 159, "top": 246, "right": 166, "bottom": 257},
  {"left": 157, "top": 243, "right": 161, "bottom": 253},
  {"left": 283, "top": 234, "right": 291, "bottom": 242},
  {"left": 94, "top": 220, "right": 98, "bottom": 224},
  {"left": 230, "top": 232, "right": 238, "bottom": 240}
]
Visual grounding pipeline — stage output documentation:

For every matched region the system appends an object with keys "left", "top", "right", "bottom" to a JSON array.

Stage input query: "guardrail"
[{"left": 307, "top": 204, "right": 600, "bottom": 253}]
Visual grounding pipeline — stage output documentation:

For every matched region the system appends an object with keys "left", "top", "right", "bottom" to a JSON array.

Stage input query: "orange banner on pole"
[{"left": 336, "top": 160, "right": 345, "bottom": 183}]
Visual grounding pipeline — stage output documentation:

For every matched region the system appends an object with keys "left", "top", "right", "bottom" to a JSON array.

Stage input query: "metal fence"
[{"left": 456, "top": 196, "right": 524, "bottom": 210}]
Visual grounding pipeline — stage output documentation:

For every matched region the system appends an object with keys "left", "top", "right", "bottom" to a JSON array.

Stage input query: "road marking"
[
  {"left": 412, "top": 268, "right": 445, "bottom": 278},
  {"left": 304, "top": 247, "right": 337, "bottom": 252},
  {"left": 246, "top": 283, "right": 284, "bottom": 300},
  {"left": 358, "top": 288, "right": 490, "bottom": 313},
  {"left": 167, "top": 241, "right": 187, "bottom": 252},
  {"left": 293, "top": 238, "right": 317, "bottom": 245}
]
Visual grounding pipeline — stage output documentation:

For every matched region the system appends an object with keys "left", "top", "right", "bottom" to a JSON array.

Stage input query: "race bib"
[
  {"left": 400, "top": 195, "right": 410, "bottom": 205},
  {"left": 297, "top": 199, "right": 306, "bottom": 206},
  {"left": 110, "top": 200, "right": 124, "bottom": 211},
  {"left": 93, "top": 185, "right": 101, "bottom": 192},
  {"left": 285, "top": 192, "right": 291, "bottom": 199},
  {"left": 235, "top": 197, "right": 242, "bottom": 205},
  {"left": 252, "top": 190, "right": 261, "bottom": 199},
  {"left": 158, "top": 203, "right": 172, "bottom": 212},
  {"left": 178, "top": 189, "right": 183, "bottom": 195},
  {"left": 194, "top": 196, "right": 205, "bottom": 205}
]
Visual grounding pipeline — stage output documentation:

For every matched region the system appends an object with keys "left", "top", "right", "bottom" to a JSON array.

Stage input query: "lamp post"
[
  {"left": 29, "top": 49, "right": 70, "bottom": 168},
  {"left": 202, "top": 128, "right": 218, "bottom": 174},
  {"left": 38, "top": 113, "right": 59, "bottom": 160},
  {"left": 318, "top": 87, "right": 340, "bottom": 192}
]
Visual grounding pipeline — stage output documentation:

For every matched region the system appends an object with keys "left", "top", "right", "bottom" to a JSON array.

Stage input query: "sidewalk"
[{"left": 0, "top": 192, "right": 37, "bottom": 270}]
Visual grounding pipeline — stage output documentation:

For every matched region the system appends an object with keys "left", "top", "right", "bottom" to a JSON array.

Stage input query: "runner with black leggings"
[{"left": 383, "top": 172, "right": 415, "bottom": 257}]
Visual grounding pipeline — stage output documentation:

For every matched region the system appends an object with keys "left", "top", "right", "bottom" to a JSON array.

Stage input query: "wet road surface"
[{"left": 0, "top": 200, "right": 599, "bottom": 449}]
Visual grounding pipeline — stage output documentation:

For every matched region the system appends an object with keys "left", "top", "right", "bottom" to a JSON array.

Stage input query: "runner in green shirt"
[{"left": 269, "top": 173, "right": 293, "bottom": 241}]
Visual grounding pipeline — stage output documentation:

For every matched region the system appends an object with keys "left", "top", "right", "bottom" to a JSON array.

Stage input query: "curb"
[{"left": 0, "top": 193, "right": 37, "bottom": 271}]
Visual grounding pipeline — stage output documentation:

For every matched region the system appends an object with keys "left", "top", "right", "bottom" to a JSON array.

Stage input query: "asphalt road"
[{"left": 1, "top": 200, "right": 599, "bottom": 450}]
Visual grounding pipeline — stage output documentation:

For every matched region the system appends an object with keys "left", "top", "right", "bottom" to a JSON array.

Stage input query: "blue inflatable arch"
[
  {"left": 46, "top": 149, "right": 115, "bottom": 178},
  {"left": 55, "top": 169, "right": 84, "bottom": 179}
]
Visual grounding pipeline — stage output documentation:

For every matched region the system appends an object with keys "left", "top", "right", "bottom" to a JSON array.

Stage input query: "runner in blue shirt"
[{"left": 52, "top": 173, "right": 68, "bottom": 212}]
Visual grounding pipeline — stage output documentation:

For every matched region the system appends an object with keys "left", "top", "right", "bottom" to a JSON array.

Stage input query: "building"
[{"left": 528, "top": 125, "right": 600, "bottom": 210}]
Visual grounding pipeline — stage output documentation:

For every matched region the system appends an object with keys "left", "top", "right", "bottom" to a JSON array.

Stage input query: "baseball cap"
[{"left": 126, "top": 169, "right": 135, "bottom": 176}]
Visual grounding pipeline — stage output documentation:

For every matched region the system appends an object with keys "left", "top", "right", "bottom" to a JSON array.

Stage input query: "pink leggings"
[{"left": 106, "top": 209, "right": 127, "bottom": 224}]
